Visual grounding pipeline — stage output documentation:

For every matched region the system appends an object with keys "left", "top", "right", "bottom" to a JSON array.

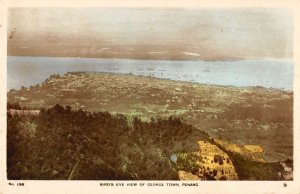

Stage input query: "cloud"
[{"left": 8, "top": 7, "right": 293, "bottom": 60}]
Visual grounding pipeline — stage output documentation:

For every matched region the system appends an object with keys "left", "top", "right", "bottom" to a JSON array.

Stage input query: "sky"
[{"left": 7, "top": 7, "right": 293, "bottom": 60}]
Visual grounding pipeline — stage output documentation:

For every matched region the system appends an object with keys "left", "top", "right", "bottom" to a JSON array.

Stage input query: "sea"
[{"left": 7, "top": 56, "right": 294, "bottom": 91}]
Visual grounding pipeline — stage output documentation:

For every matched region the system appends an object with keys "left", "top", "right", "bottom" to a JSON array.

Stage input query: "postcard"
[{"left": 0, "top": 0, "right": 299, "bottom": 194}]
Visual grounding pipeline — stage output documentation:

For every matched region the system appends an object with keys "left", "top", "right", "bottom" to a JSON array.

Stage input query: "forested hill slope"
[{"left": 7, "top": 105, "right": 292, "bottom": 180}]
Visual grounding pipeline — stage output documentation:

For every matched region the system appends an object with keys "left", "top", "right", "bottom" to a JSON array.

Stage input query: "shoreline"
[
  {"left": 8, "top": 71, "right": 294, "bottom": 93},
  {"left": 7, "top": 56, "right": 293, "bottom": 91}
]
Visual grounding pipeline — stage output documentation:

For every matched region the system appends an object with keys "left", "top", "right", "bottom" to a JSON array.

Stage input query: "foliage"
[
  {"left": 228, "top": 152, "right": 284, "bottom": 180},
  {"left": 176, "top": 153, "right": 202, "bottom": 174},
  {"left": 7, "top": 102, "right": 22, "bottom": 110},
  {"left": 7, "top": 104, "right": 208, "bottom": 180}
]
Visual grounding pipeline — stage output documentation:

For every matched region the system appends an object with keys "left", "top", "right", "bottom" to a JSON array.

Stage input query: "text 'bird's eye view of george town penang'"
[{"left": 7, "top": 7, "right": 293, "bottom": 181}]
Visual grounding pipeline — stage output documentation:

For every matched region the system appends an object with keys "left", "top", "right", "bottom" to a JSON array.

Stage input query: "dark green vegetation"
[
  {"left": 229, "top": 152, "right": 284, "bottom": 180},
  {"left": 7, "top": 104, "right": 291, "bottom": 180},
  {"left": 7, "top": 104, "right": 209, "bottom": 180},
  {"left": 211, "top": 141, "right": 290, "bottom": 180},
  {"left": 176, "top": 153, "right": 202, "bottom": 174}
]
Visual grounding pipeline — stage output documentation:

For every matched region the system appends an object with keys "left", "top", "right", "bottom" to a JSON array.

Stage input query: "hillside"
[
  {"left": 8, "top": 72, "right": 293, "bottom": 163},
  {"left": 7, "top": 105, "right": 292, "bottom": 180},
  {"left": 7, "top": 105, "right": 205, "bottom": 180}
]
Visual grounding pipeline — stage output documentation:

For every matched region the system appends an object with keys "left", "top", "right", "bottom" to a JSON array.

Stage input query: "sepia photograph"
[{"left": 1, "top": 1, "right": 300, "bottom": 194}]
